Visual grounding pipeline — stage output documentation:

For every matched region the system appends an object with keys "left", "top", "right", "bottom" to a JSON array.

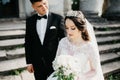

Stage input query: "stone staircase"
[
  {"left": 0, "top": 17, "right": 120, "bottom": 80},
  {"left": 94, "top": 22, "right": 120, "bottom": 78},
  {"left": 0, "top": 21, "right": 35, "bottom": 80},
  {"left": 86, "top": 13, "right": 120, "bottom": 78}
]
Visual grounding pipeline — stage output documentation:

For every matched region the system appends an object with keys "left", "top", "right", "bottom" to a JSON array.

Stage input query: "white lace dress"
[{"left": 47, "top": 37, "right": 104, "bottom": 80}]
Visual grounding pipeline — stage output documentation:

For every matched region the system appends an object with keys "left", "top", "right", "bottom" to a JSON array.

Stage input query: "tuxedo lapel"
[
  {"left": 33, "top": 14, "right": 43, "bottom": 45},
  {"left": 46, "top": 12, "right": 53, "bottom": 29},
  {"left": 43, "top": 12, "right": 53, "bottom": 45}
]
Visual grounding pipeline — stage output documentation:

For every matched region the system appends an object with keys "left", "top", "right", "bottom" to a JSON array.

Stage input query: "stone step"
[
  {"left": 0, "top": 47, "right": 119, "bottom": 65},
  {"left": 0, "top": 34, "right": 119, "bottom": 51},
  {"left": 97, "top": 36, "right": 120, "bottom": 45},
  {"left": 0, "top": 50, "right": 6, "bottom": 61},
  {"left": 102, "top": 60, "right": 120, "bottom": 76},
  {"left": 0, "top": 51, "right": 119, "bottom": 76},
  {"left": 0, "top": 20, "right": 119, "bottom": 78},
  {"left": 0, "top": 48, "right": 119, "bottom": 77},
  {"left": 87, "top": 17, "right": 107, "bottom": 23},
  {"left": 94, "top": 25, "right": 120, "bottom": 31},
  {"left": 100, "top": 52, "right": 120, "bottom": 65},
  {"left": 95, "top": 30, "right": 120, "bottom": 37},
  {"left": 94, "top": 22, "right": 120, "bottom": 28},
  {"left": 0, "top": 21, "right": 25, "bottom": 31},
  {"left": 0, "top": 60, "right": 119, "bottom": 80},
  {"left": 0, "top": 57, "right": 27, "bottom": 74},
  {"left": 0, "top": 52, "right": 119, "bottom": 76},
  {"left": 85, "top": 13, "right": 107, "bottom": 23},
  {"left": 0, "top": 46, "right": 119, "bottom": 63},
  {"left": 0, "top": 70, "right": 35, "bottom": 80},
  {"left": 0, "top": 30, "right": 25, "bottom": 40},
  {"left": 0, "top": 27, "right": 25, "bottom": 31},
  {"left": 0, "top": 48, "right": 25, "bottom": 61},
  {"left": 0, "top": 38, "right": 24, "bottom": 50},
  {"left": 98, "top": 43, "right": 120, "bottom": 54}
]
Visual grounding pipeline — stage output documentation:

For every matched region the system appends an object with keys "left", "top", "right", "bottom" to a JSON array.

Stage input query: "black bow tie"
[{"left": 37, "top": 15, "right": 47, "bottom": 20}]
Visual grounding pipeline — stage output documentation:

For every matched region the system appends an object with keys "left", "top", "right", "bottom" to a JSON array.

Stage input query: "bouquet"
[{"left": 52, "top": 54, "right": 81, "bottom": 80}]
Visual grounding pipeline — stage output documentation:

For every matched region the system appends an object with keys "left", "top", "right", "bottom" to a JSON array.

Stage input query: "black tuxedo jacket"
[{"left": 24, "top": 12, "right": 65, "bottom": 78}]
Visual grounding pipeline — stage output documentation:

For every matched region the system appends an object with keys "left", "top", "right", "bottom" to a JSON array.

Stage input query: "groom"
[{"left": 24, "top": 0, "right": 66, "bottom": 80}]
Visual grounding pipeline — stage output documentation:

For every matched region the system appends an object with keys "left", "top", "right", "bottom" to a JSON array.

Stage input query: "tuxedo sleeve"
[{"left": 24, "top": 18, "right": 33, "bottom": 64}]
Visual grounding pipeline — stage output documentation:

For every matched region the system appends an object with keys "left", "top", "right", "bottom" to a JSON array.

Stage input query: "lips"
[{"left": 68, "top": 34, "right": 73, "bottom": 37}]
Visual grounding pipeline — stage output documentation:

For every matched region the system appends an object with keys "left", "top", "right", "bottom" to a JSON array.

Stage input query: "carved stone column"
[
  {"left": 48, "top": 0, "right": 64, "bottom": 16},
  {"left": 102, "top": 0, "right": 120, "bottom": 20},
  {"left": 64, "top": 0, "right": 72, "bottom": 16},
  {"left": 24, "top": 0, "right": 34, "bottom": 17},
  {"left": 79, "top": 0, "right": 104, "bottom": 16},
  {"left": 18, "top": 0, "right": 26, "bottom": 19}
]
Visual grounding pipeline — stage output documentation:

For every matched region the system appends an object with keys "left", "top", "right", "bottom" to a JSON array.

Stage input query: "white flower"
[{"left": 52, "top": 54, "right": 81, "bottom": 80}]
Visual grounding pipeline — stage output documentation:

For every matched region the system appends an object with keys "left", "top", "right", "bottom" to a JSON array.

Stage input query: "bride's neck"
[{"left": 69, "top": 37, "right": 85, "bottom": 46}]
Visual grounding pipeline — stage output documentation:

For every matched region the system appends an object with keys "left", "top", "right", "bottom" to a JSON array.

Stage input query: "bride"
[{"left": 47, "top": 11, "right": 104, "bottom": 80}]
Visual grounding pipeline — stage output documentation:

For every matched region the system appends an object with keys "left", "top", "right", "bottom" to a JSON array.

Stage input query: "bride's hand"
[{"left": 27, "top": 64, "right": 34, "bottom": 73}]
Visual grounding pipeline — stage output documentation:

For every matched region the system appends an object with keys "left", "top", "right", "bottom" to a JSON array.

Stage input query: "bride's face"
[{"left": 65, "top": 19, "right": 81, "bottom": 40}]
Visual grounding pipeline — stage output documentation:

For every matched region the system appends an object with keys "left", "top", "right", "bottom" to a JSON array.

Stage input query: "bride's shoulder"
[
  {"left": 59, "top": 37, "right": 68, "bottom": 43},
  {"left": 85, "top": 41, "right": 94, "bottom": 48},
  {"left": 58, "top": 37, "right": 69, "bottom": 47}
]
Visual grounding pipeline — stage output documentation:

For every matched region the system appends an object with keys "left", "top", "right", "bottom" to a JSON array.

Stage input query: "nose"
[{"left": 67, "top": 29, "right": 72, "bottom": 35}]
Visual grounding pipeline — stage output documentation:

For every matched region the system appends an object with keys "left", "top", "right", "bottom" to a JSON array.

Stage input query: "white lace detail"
[{"left": 47, "top": 20, "right": 104, "bottom": 80}]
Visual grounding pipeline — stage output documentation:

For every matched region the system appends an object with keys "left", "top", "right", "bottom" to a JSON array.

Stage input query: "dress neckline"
[{"left": 66, "top": 37, "right": 89, "bottom": 48}]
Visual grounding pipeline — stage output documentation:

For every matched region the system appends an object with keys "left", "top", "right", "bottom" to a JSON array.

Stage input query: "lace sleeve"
[
  {"left": 88, "top": 44, "right": 101, "bottom": 70},
  {"left": 55, "top": 42, "right": 62, "bottom": 57},
  {"left": 55, "top": 38, "right": 66, "bottom": 57},
  {"left": 83, "top": 43, "right": 104, "bottom": 80}
]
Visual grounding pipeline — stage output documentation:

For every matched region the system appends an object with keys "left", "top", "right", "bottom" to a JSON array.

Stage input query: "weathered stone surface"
[
  {"left": 0, "top": 21, "right": 25, "bottom": 31},
  {"left": 98, "top": 43, "right": 120, "bottom": 52},
  {"left": 102, "top": 0, "right": 120, "bottom": 20},
  {"left": 48, "top": 0, "right": 64, "bottom": 16},
  {"left": 7, "top": 48, "right": 24, "bottom": 55},
  {"left": 64, "top": 0, "right": 72, "bottom": 15},
  {"left": 0, "top": 38, "right": 24, "bottom": 49},
  {"left": 0, "top": 30, "right": 25, "bottom": 37},
  {"left": 79, "top": 0, "right": 104, "bottom": 15},
  {"left": 0, "top": 51, "right": 6, "bottom": 57},
  {"left": 0, "top": 70, "right": 35, "bottom": 80},
  {"left": 6, "top": 48, "right": 25, "bottom": 59},
  {"left": 0, "top": 57, "right": 26, "bottom": 72},
  {"left": 21, "top": 71, "right": 35, "bottom": 80},
  {"left": 100, "top": 53, "right": 120, "bottom": 64},
  {"left": 0, "top": 75, "right": 21, "bottom": 80},
  {"left": 0, "top": 50, "right": 6, "bottom": 60},
  {"left": 97, "top": 36, "right": 120, "bottom": 45},
  {"left": 102, "top": 60, "right": 120, "bottom": 75},
  {"left": 95, "top": 30, "right": 120, "bottom": 36},
  {"left": 117, "top": 52, "right": 120, "bottom": 56}
]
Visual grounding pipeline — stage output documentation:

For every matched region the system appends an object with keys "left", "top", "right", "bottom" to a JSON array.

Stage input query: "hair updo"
[
  {"left": 65, "top": 11, "right": 90, "bottom": 41},
  {"left": 30, "top": 0, "right": 42, "bottom": 4}
]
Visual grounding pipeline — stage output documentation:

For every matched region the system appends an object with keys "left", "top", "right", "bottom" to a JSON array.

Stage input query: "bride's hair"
[{"left": 65, "top": 11, "right": 90, "bottom": 41}]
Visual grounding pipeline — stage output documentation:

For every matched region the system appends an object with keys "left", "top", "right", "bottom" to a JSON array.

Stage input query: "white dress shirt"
[{"left": 36, "top": 13, "right": 48, "bottom": 45}]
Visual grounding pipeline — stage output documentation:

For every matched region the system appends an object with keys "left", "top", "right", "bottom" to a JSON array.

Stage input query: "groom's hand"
[{"left": 27, "top": 64, "right": 34, "bottom": 73}]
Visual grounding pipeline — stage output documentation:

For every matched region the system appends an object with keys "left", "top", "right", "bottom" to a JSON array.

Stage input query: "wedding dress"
[
  {"left": 47, "top": 37, "right": 104, "bottom": 80},
  {"left": 47, "top": 20, "right": 104, "bottom": 80}
]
